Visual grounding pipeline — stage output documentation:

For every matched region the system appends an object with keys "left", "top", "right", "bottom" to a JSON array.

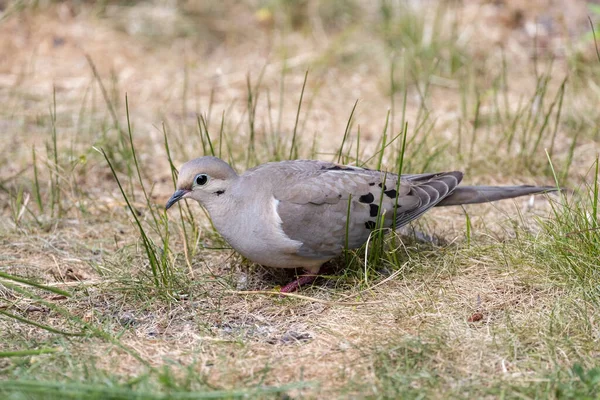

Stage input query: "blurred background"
[{"left": 1, "top": 0, "right": 598, "bottom": 193}]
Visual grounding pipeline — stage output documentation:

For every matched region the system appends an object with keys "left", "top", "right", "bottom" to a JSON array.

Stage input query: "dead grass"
[{"left": 1, "top": 0, "right": 600, "bottom": 398}]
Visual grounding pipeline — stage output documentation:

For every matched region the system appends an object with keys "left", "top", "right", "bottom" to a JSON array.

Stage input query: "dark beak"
[{"left": 165, "top": 189, "right": 190, "bottom": 210}]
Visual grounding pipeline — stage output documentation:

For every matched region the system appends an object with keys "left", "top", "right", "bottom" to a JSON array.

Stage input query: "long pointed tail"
[{"left": 436, "top": 185, "right": 559, "bottom": 207}]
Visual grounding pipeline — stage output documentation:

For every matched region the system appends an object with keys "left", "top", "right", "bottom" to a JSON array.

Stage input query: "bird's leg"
[{"left": 280, "top": 271, "right": 319, "bottom": 293}]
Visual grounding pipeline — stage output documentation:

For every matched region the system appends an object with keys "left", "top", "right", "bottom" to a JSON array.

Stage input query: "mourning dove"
[{"left": 166, "top": 156, "right": 557, "bottom": 292}]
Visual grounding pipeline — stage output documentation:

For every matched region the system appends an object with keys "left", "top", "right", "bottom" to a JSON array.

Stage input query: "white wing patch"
[
  {"left": 271, "top": 197, "right": 304, "bottom": 249},
  {"left": 272, "top": 198, "right": 282, "bottom": 224}
]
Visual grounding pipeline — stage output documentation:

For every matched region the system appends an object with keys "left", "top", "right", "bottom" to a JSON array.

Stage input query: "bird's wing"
[{"left": 264, "top": 160, "right": 462, "bottom": 259}]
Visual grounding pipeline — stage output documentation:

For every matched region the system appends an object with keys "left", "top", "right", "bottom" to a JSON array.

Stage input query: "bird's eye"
[{"left": 194, "top": 174, "right": 209, "bottom": 186}]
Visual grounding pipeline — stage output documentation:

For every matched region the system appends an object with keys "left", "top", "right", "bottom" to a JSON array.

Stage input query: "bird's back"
[{"left": 243, "top": 160, "right": 463, "bottom": 263}]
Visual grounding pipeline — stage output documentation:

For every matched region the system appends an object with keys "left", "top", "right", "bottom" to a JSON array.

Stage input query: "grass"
[{"left": 1, "top": 0, "right": 600, "bottom": 398}]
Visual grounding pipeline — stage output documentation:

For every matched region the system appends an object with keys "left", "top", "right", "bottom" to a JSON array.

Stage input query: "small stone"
[
  {"left": 279, "top": 331, "right": 312, "bottom": 344},
  {"left": 119, "top": 312, "right": 137, "bottom": 327},
  {"left": 236, "top": 273, "right": 248, "bottom": 290},
  {"left": 468, "top": 312, "right": 484, "bottom": 322}
]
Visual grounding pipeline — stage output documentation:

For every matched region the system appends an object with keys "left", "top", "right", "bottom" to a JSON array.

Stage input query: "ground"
[{"left": 1, "top": 0, "right": 600, "bottom": 398}]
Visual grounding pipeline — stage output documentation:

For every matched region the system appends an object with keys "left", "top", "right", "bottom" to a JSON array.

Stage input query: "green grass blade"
[
  {"left": 0, "top": 309, "right": 84, "bottom": 337},
  {"left": 97, "top": 147, "right": 162, "bottom": 288},
  {"left": 289, "top": 70, "right": 308, "bottom": 160},
  {"left": 0, "top": 348, "right": 61, "bottom": 358},
  {"left": 0, "top": 271, "right": 71, "bottom": 297},
  {"left": 0, "top": 380, "right": 313, "bottom": 400},
  {"left": 336, "top": 99, "right": 359, "bottom": 164}
]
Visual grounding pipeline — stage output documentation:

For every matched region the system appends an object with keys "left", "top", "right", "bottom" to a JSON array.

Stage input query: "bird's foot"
[{"left": 280, "top": 273, "right": 318, "bottom": 293}]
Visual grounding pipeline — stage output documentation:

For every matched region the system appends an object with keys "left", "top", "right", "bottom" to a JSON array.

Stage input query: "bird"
[{"left": 165, "top": 156, "right": 557, "bottom": 292}]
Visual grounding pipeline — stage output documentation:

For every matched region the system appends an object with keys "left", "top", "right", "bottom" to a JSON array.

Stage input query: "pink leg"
[{"left": 280, "top": 273, "right": 318, "bottom": 293}]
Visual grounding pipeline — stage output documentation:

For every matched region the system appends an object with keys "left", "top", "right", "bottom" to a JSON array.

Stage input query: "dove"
[{"left": 166, "top": 156, "right": 557, "bottom": 292}]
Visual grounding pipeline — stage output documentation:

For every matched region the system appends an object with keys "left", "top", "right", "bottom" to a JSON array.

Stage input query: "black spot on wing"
[
  {"left": 369, "top": 182, "right": 375, "bottom": 186},
  {"left": 365, "top": 221, "right": 376, "bottom": 230},
  {"left": 378, "top": 183, "right": 387, "bottom": 190},
  {"left": 359, "top": 193, "right": 375, "bottom": 203},
  {"left": 384, "top": 189, "right": 397, "bottom": 198},
  {"left": 320, "top": 164, "right": 358, "bottom": 171},
  {"left": 369, "top": 204, "right": 379, "bottom": 217}
]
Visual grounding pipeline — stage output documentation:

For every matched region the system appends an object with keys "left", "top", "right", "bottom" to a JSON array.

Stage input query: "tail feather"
[{"left": 436, "top": 185, "right": 558, "bottom": 207}]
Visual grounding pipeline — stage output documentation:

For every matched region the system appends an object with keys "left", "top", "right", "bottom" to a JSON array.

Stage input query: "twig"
[
  {"left": 0, "top": 279, "right": 114, "bottom": 288},
  {"left": 229, "top": 290, "right": 383, "bottom": 306},
  {"left": 339, "top": 263, "right": 406, "bottom": 300},
  {"left": 566, "top": 227, "right": 600, "bottom": 237}
]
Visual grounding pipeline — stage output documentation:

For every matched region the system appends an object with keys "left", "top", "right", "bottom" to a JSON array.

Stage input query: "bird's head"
[{"left": 165, "top": 156, "right": 238, "bottom": 210}]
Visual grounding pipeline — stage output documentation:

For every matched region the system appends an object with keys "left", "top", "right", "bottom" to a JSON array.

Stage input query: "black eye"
[{"left": 194, "top": 174, "right": 208, "bottom": 186}]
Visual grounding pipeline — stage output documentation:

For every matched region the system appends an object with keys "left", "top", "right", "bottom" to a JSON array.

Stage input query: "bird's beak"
[{"left": 165, "top": 189, "right": 190, "bottom": 210}]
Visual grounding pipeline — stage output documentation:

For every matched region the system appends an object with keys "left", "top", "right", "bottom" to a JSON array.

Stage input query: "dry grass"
[{"left": 1, "top": 0, "right": 600, "bottom": 398}]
